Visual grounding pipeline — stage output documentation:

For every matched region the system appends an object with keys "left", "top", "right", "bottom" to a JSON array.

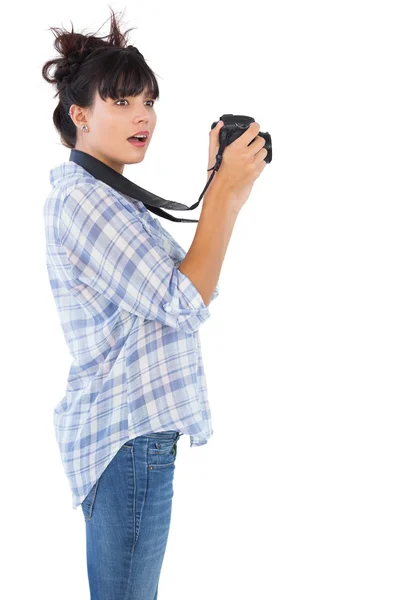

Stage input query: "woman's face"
[{"left": 72, "top": 87, "right": 157, "bottom": 175}]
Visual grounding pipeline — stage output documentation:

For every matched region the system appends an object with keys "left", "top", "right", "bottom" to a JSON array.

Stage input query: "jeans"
[{"left": 81, "top": 430, "right": 183, "bottom": 600}]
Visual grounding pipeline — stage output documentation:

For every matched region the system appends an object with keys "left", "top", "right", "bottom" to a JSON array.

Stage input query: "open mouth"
[{"left": 128, "top": 135, "right": 148, "bottom": 143}]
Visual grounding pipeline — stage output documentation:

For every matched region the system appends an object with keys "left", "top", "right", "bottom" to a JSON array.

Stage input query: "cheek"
[{"left": 101, "top": 118, "right": 124, "bottom": 138}]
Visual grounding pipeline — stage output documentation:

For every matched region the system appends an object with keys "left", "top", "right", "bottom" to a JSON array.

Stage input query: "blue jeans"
[{"left": 81, "top": 430, "right": 183, "bottom": 600}]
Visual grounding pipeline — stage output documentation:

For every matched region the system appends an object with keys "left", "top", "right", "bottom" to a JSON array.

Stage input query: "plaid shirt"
[{"left": 43, "top": 161, "right": 219, "bottom": 510}]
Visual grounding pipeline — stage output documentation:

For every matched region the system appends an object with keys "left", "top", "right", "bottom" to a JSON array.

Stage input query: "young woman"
[{"left": 42, "top": 7, "right": 267, "bottom": 599}]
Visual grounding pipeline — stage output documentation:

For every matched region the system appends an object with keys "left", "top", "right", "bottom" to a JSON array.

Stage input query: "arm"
[
  {"left": 178, "top": 177, "right": 238, "bottom": 307},
  {"left": 58, "top": 182, "right": 218, "bottom": 334}
]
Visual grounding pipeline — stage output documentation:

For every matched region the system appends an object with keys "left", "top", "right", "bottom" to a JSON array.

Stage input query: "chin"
[{"left": 125, "top": 155, "right": 145, "bottom": 165}]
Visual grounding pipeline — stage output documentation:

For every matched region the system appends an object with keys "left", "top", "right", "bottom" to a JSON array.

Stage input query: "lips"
[{"left": 128, "top": 130, "right": 149, "bottom": 141}]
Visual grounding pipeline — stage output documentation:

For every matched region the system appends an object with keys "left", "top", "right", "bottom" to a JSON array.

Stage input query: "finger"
[{"left": 241, "top": 121, "right": 260, "bottom": 143}]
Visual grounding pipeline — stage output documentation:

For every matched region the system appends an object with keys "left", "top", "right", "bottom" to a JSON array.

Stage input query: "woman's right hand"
[{"left": 210, "top": 121, "right": 268, "bottom": 213}]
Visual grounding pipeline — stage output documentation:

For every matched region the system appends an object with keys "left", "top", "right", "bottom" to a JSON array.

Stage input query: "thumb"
[
  {"left": 211, "top": 120, "right": 224, "bottom": 139},
  {"left": 208, "top": 120, "right": 224, "bottom": 171}
]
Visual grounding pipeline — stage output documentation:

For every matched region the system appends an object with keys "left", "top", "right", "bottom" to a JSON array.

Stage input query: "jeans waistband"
[{"left": 147, "top": 430, "right": 183, "bottom": 440}]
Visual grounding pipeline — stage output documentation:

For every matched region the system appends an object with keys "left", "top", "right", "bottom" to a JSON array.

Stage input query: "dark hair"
[{"left": 42, "top": 6, "right": 160, "bottom": 149}]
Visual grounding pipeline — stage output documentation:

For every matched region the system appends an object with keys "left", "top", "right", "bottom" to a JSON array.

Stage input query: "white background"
[{"left": 2, "top": 1, "right": 400, "bottom": 598}]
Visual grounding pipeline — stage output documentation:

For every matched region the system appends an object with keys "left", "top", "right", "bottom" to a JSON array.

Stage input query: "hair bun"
[
  {"left": 54, "top": 52, "right": 82, "bottom": 85},
  {"left": 66, "top": 50, "right": 84, "bottom": 66}
]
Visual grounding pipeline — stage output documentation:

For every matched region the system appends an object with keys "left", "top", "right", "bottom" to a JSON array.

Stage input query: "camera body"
[{"left": 211, "top": 114, "right": 272, "bottom": 164}]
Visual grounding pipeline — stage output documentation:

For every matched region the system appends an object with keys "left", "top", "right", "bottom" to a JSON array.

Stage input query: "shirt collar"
[{"left": 49, "top": 160, "right": 151, "bottom": 214}]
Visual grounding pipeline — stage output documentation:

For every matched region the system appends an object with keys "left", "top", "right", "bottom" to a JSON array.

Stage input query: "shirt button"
[{"left": 163, "top": 303, "right": 172, "bottom": 313}]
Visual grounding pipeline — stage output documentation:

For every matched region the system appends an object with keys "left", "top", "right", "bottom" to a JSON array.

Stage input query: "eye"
[{"left": 115, "top": 99, "right": 155, "bottom": 107}]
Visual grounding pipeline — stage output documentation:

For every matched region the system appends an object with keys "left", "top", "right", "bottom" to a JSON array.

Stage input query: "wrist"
[
  {"left": 201, "top": 184, "right": 240, "bottom": 226},
  {"left": 203, "top": 173, "right": 237, "bottom": 212}
]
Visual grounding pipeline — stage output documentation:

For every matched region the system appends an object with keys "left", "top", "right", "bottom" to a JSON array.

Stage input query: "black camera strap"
[{"left": 69, "top": 149, "right": 219, "bottom": 223}]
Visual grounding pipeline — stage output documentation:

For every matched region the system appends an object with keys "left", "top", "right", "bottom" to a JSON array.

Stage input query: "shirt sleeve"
[{"left": 58, "top": 182, "right": 219, "bottom": 334}]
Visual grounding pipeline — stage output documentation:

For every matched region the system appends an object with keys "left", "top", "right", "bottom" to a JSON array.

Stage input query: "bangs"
[{"left": 96, "top": 50, "right": 159, "bottom": 102}]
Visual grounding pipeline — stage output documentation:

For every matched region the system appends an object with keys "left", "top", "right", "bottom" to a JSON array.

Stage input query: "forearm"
[{"left": 178, "top": 177, "right": 238, "bottom": 307}]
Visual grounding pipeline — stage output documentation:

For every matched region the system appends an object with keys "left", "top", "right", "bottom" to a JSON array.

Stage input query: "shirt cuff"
[{"left": 162, "top": 267, "right": 214, "bottom": 333}]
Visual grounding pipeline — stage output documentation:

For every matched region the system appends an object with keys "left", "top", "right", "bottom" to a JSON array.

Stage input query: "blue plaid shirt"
[{"left": 43, "top": 161, "right": 219, "bottom": 510}]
